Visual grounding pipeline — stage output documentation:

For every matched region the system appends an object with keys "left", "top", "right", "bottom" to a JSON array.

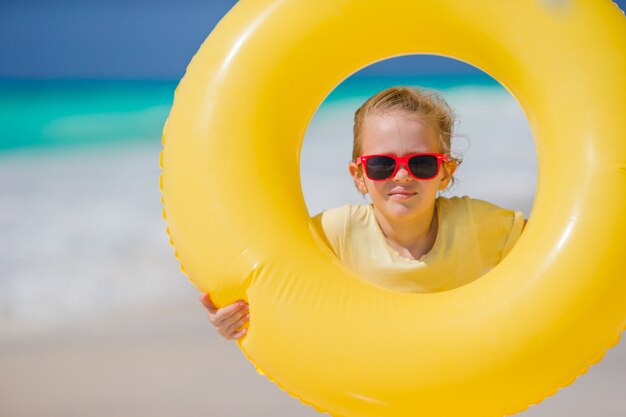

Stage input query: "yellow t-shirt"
[{"left": 311, "top": 196, "right": 525, "bottom": 293}]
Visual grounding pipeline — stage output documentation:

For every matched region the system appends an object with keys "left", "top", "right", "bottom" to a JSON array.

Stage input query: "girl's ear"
[
  {"left": 438, "top": 160, "right": 458, "bottom": 190},
  {"left": 349, "top": 162, "right": 368, "bottom": 195}
]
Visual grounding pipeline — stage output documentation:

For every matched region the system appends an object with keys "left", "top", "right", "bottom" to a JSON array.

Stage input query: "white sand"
[
  {"left": 1, "top": 297, "right": 624, "bottom": 417},
  {"left": 0, "top": 299, "right": 323, "bottom": 417}
]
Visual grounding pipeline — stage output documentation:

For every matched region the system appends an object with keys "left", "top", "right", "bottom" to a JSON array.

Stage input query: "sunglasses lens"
[
  {"left": 408, "top": 155, "right": 439, "bottom": 179},
  {"left": 365, "top": 156, "right": 396, "bottom": 180}
]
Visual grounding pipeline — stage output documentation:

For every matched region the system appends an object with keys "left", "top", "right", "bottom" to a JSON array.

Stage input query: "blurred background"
[{"left": 1, "top": 1, "right": 624, "bottom": 416}]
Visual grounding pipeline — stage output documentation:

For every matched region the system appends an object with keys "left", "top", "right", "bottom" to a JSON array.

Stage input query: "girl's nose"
[{"left": 393, "top": 163, "right": 411, "bottom": 181}]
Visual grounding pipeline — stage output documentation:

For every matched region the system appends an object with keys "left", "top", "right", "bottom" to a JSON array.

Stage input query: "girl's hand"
[{"left": 199, "top": 292, "right": 249, "bottom": 340}]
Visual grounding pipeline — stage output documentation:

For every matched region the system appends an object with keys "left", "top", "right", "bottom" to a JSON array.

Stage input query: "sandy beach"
[
  {"left": 1, "top": 293, "right": 625, "bottom": 417},
  {"left": 0, "top": 299, "right": 324, "bottom": 417}
]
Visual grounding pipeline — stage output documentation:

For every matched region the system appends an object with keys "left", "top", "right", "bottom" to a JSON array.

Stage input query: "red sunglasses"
[{"left": 356, "top": 153, "right": 450, "bottom": 181}]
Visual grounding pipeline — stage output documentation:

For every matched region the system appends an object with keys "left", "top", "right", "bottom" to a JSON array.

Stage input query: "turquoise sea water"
[
  {"left": 0, "top": 74, "right": 501, "bottom": 153},
  {"left": 0, "top": 80, "right": 175, "bottom": 152}
]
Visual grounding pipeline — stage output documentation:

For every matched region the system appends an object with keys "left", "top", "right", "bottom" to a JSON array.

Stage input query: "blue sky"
[{"left": 1, "top": 0, "right": 624, "bottom": 79}]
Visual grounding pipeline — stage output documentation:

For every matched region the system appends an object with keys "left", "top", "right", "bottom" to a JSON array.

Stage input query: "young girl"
[{"left": 200, "top": 86, "right": 525, "bottom": 340}]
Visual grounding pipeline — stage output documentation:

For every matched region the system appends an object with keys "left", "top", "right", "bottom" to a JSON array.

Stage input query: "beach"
[
  {"left": 2, "top": 272, "right": 625, "bottom": 417},
  {"left": 1, "top": 84, "right": 624, "bottom": 416},
  {"left": 1, "top": 300, "right": 324, "bottom": 417}
]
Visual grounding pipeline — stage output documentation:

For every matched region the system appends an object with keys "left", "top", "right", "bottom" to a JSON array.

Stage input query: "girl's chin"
[{"left": 379, "top": 201, "right": 423, "bottom": 219}]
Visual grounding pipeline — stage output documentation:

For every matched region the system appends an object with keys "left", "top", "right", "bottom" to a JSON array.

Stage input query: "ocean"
[
  {"left": 0, "top": 74, "right": 537, "bottom": 336},
  {"left": 0, "top": 74, "right": 503, "bottom": 152}
]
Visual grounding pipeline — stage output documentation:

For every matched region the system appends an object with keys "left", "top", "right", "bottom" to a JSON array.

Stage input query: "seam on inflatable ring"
[
  {"left": 234, "top": 329, "right": 626, "bottom": 417},
  {"left": 506, "top": 326, "right": 626, "bottom": 417},
  {"left": 160, "top": 89, "right": 194, "bottom": 282},
  {"left": 236, "top": 341, "right": 336, "bottom": 417}
]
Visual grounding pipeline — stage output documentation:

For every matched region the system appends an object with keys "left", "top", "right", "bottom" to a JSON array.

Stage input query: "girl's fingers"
[
  {"left": 199, "top": 293, "right": 249, "bottom": 340},
  {"left": 230, "top": 327, "right": 248, "bottom": 340},
  {"left": 225, "top": 312, "right": 250, "bottom": 335},
  {"left": 217, "top": 304, "right": 249, "bottom": 330},
  {"left": 201, "top": 294, "right": 246, "bottom": 324}
]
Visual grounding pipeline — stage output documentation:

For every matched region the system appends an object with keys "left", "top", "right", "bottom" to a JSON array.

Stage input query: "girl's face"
[{"left": 349, "top": 112, "right": 456, "bottom": 222}]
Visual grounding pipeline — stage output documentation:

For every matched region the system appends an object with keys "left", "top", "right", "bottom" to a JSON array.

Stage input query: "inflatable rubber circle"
[{"left": 160, "top": 1, "right": 626, "bottom": 416}]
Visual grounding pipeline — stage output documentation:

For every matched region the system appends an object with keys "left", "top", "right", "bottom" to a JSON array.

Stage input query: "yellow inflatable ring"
[{"left": 161, "top": 1, "right": 626, "bottom": 416}]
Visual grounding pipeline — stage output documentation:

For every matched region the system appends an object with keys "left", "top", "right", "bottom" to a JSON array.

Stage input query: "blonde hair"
[{"left": 352, "top": 86, "right": 459, "bottom": 163}]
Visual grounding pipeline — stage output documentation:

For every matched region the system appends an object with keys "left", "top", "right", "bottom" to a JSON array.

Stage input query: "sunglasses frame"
[{"left": 356, "top": 153, "right": 450, "bottom": 181}]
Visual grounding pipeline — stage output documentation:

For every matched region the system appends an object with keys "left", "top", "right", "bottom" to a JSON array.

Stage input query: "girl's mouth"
[{"left": 388, "top": 190, "right": 417, "bottom": 199}]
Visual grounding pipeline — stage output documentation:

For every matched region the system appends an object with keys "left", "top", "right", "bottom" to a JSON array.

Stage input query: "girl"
[{"left": 200, "top": 86, "right": 525, "bottom": 340}]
